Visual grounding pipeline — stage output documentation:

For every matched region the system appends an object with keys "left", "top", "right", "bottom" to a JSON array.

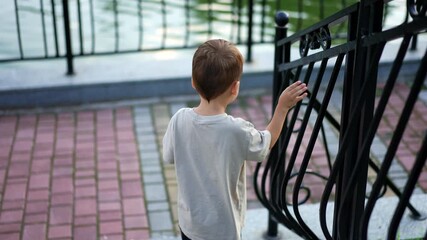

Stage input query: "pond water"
[{"left": 0, "top": 0, "right": 407, "bottom": 59}]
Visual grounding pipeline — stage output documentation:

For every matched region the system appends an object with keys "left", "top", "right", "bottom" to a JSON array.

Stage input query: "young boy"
[{"left": 162, "top": 39, "right": 307, "bottom": 240}]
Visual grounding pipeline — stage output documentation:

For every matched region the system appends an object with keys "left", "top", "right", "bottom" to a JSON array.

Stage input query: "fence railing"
[
  {"left": 254, "top": 0, "right": 427, "bottom": 239},
  {"left": 1, "top": 0, "right": 408, "bottom": 75}
]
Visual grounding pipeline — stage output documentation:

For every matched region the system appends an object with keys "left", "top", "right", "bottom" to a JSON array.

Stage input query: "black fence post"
[
  {"left": 246, "top": 0, "right": 254, "bottom": 63},
  {"left": 62, "top": 0, "right": 74, "bottom": 75},
  {"left": 335, "top": 1, "right": 383, "bottom": 239},
  {"left": 266, "top": 11, "right": 289, "bottom": 239},
  {"left": 410, "top": 33, "right": 418, "bottom": 51}
]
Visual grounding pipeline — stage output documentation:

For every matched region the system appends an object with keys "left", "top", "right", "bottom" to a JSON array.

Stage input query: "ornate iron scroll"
[
  {"left": 299, "top": 26, "right": 332, "bottom": 57},
  {"left": 407, "top": 0, "right": 427, "bottom": 18}
]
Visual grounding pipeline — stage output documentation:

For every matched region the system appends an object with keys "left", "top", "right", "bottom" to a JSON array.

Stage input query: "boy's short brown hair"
[{"left": 192, "top": 39, "right": 243, "bottom": 102}]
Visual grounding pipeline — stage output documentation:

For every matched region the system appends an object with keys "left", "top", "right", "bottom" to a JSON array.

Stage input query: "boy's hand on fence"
[
  {"left": 266, "top": 80, "right": 307, "bottom": 149},
  {"left": 278, "top": 81, "right": 307, "bottom": 110}
]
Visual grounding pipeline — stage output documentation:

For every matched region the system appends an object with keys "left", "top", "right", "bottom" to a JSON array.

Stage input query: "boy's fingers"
[
  {"left": 297, "top": 93, "right": 308, "bottom": 100},
  {"left": 293, "top": 85, "right": 307, "bottom": 96},
  {"left": 287, "top": 81, "right": 306, "bottom": 94}
]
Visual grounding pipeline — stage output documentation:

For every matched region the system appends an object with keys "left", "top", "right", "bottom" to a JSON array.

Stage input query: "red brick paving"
[{"left": 0, "top": 108, "right": 148, "bottom": 240}]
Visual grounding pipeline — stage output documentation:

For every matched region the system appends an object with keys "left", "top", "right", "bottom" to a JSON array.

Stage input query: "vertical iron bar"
[
  {"left": 184, "top": 0, "right": 190, "bottom": 47},
  {"left": 330, "top": 6, "right": 358, "bottom": 239},
  {"left": 352, "top": 3, "right": 382, "bottom": 239},
  {"left": 230, "top": 0, "right": 236, "bottom": 42},
  {"left": 266, "top": 216, "right": 278, "bottom": 238},
  {"left": 336, "top": 1, "right": 374, "bottom": 238},
  {"left": 14, "top": 0, "right": 24, "bottom": 59},
  {"left": 89, "top": 0, "right": 95, "bottom": 53},
  {"left": 320, "top": 0, "right": 325, "bottom": 20},
  {"left": 297, "top": 0, "right": 303, "bottom": 31},
  {"left": 161, "top": 0, "right": 166, "bottom": 48},
  {"left": 336, "top": 39, "right": 386, "bottom": 240},
  {"left": 40, "top": 0, "right": 48, "bottom": 57},
  {"left": 113, "top": 0, "right": 119, "bottom": 52},
  {"left": 237, "top": 0, "right": 242, "bottom": 43},
  {"left": 207, "top": 0, "right": 213, "bottom": 40},
  {"left": 261, "top": 0, "right": 267, "bottom": 43},
  {"left": 247, "top": 0, "right": 253, "bottom": 62},
  {"left": 76, "top": 0, "right": 84, "bottom": 54},
  {"left": 137, "top": 0, "right": 143, "bottom": 50},
  {"left": 410, "top": 33, "right": 418, "bottom": 50},
  {"left": 62, "top": 0, "right": 74, "bottom": 75},
  {"left": 50, "top": 0, "right": 59, "bottom": 57},
  {"left": 333, "top": 40, "right": 384, "bottom": 240}
]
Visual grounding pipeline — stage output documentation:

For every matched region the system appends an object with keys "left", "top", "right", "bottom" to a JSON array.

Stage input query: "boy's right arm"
[{"left": 266, "top": 81, "right": 307, "bottom": 149}]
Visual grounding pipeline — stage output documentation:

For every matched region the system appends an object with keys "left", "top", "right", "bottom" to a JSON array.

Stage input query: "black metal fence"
[
  {"left": 254, "top": 0, "right": 427, "bottom": 239},
  {"left": 1, "top": 0, "right": 278, "bottom": 74},
  {"left": 2, "top": 0, "right": 398, "bottom": 75}
]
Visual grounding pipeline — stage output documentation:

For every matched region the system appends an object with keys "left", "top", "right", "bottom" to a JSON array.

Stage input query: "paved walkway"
[{"left": 0, "top": 81, "right": 427, "bottom": 240}]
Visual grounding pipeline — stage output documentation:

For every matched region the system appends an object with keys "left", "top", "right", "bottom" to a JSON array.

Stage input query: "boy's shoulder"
[
  {"left": 170, "top": 107, "right": 192, "bottom": 119},
  {"left": 171, "top": 108, "right": 253, "bottom": 129}
]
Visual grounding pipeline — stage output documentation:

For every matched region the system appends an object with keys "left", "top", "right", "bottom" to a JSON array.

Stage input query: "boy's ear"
[
  {"left": 191, "top": 78, "right": 196, "bottom": 89},
  {"left": 231, "top": 81, "right": 240, "bottom": 95}
]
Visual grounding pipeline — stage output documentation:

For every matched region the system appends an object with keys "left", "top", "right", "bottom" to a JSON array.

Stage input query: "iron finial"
[{"left": 275, "top": 11, "right": 289, "bottom": 27}]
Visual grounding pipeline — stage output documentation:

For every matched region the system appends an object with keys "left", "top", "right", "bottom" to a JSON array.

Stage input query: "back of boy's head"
[{"left": 192, "top": 39, "right": 243, "bottom": 102}]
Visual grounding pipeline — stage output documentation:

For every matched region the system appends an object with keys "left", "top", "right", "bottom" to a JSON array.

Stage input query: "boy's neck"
[{"left": 194, "top": 97, "right": 228, "bottom": 116}]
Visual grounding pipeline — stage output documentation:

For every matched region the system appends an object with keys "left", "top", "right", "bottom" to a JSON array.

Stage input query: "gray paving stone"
[
  {"left": 371, "top": 138, "right": 388, "bottom": 157},
  {"left": 138, "top": 134, "right": 156, "bottom": 142},
  {"left": 322, "top": 122, "right": 340, "bottom": 158},
  {"left": 145, "top": 184, "right": 168, "bottom": 202},
  {"left": 149, "top": 211, "right": 174, "bottom": 231},
  {"left": 140, "top": 151, "right": 160, "bottom": 161},
  {"left": 134, "top": 116, "right": 153, "bottom": 125},
  {"left": 136, "top": 125, "right": 154, "bottom": 135},
  {"left": 389, "top": 162, "right": 406, "bottom": 173},
  {"left": 412, "top": 188, "right": 424, "bottom": 195},
  {"left": 139, "top": 142, "right": 158, "bottom": 151},
  {"left": 134, "top": 105, "right": 176, "bottom": 237},
  {"left": 141, "top": 158, "right": 161, "bottom": 167},
  {"left": 391, "top": 178, "right": 408, "bottom": 189},
  {"left": 134, "top": 114, "right": 152, "bottom": 121},
  {"left": 148, "top": 201, "right": 170, "bottom": 211},
  {"left": 150, "top": 231, "right": 177, "bottom": 238},
  {"left": 328, "top": 142, "right": 340, "bottom": 156},
  {"left": 388, "top": 170, "right": 409, "bottom": 179},
  {"left": 419, "top": 90, "right": 427, "bottom": 103},
  {"left": 142, "top": 164, "right": 162, "bottom": 174},
  {"left": 143, "top": 172, "right": 164, "bottom": 184}
]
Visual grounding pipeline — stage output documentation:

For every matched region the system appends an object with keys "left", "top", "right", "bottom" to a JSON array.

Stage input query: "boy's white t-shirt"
[{"left": 162, "top": 108, "right": 271, "bottom": 240}]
